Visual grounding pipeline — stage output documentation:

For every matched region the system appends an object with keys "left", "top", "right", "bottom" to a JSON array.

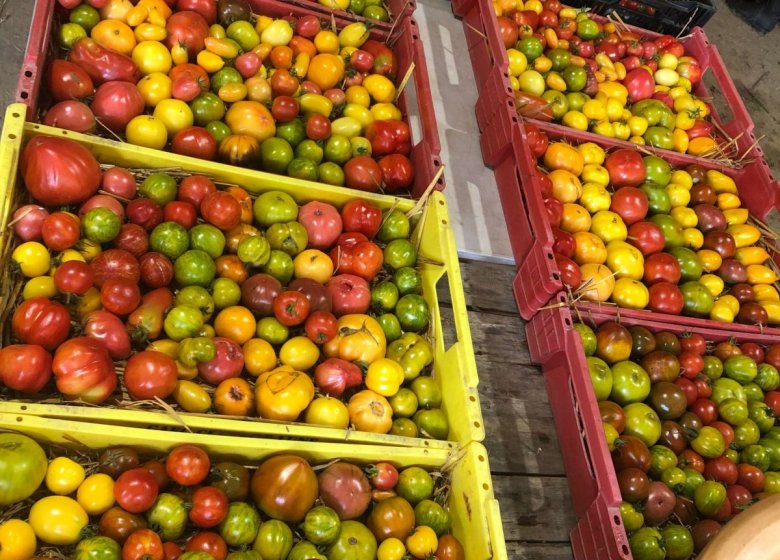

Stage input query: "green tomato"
[
  {"left": 724, "top": 355, "right": 758, "bottom": 384},
  {"left": 318, "top": 162, "right": 346, "bottom": 186},
  {"left": 262, "top": 250, "right": 293, "bottom": 284},
  {"left": 640, "top": 183, "right": 672, "bottom": 216},
  {"left": 648, "top": 445, "right": 678, "bottom": 478},
  {"left": 681, "top": 468, "right": 705, "bottom": 498},
  {"left": 295, "top": 139, "right": 324, "bottom": 164},
  {"left": 351, "top": 137, "right": 372, "bottom": 158},
  {"left": 574, "top": 323, "right": 597, "bottom": 356},
  {"left": 324, "top": 134, "right": 352, "bottom": 165},
  {"left": 265, "top": 222, "right": 308, "bottom": 256},
  {"left": 227, "top": 20, "right": 260, "bottom": 51},
  {"left": 395, "top": 294, "right": 429, "bottom": 332},
  {"left": 660, "top": 466, "right": 686, "bottom": 489},
  {"left": 253, "top": 191, "right": 299, "bottom": 226},
  {"left": 371, "top": 281, "right": 400, "bottom": 313},
  {"left": 211, "top": 67, "right": 244, "bottom": 94},
  {"left": 276, "top": 119, "right": 306, "bottom": 148},
  {"left": 325, "top": 521, "right": 377, "bottom": 560},
  {"left": 69, "top": 4, "right": 100, "bottom": 32},
  {"left": 287, "top": 157, "right": 319, "bottom": 181},
  {"left": 679, "top": 281, "right": 714, "bottom": 317},
  {"left": 82, "top": 208, "right": 121, "bottom": 243},
  {"left": 610, "top": 361, "right": 651, "bottom": 405},
  {"left": 190, "top": 92, "right": 226, "bottom": 126},
  {"left": 619, "top": 502, "right": 644, "bottom": 532},
  {"left": 288, "top": 541, "right": 326, "bottom": 560},
  {"left": 587, "top": 356, "right": 613, "bottom": 401},
  {"left": 694, "top": 481, "right": 726, "bottom": 516},
  {"left": 212, "top": 278, "right": 242, "bottom": 309},
  {"left": 576, "top": 18, "right": 600, "bottom": 40},
  {"left": 413, "top": 408, "right": 449, "bottom": 440},
  {"left": 74, "top": 536, "right": 121, "bottom": 560},
  {"left": 765, "top": 471, "right": 780, "bottom": 493},
  {"left": 414, "top": 499, "right": 450, "bottom": 536},
  {"left": 643, "top": 156, "right": 672, "bottom": 187},
  {"left": 733, "top": 419, "right": 761, "bottom": 450},
  {"left": 178, "top": 337, "right": 216, "bottom": 367},
  {"left": 378, "top": 312, "right": 402, "bottom": 342},
  {"left": 649, "top": 214, "right": 684, "bottom": 249},
  {"left": 377, "top": 210, "right": 410, "bottom": 242},
  {"left": 261, "top": 137, "right": 294, "bottom": 174},
  {"left": 349, "top": 0, "right": 367, "bottom": 13},
  {"left": 561, "top": 65, "right": 587, "bottom": 92},
  {"left": 146, "top": 493, "right": 187, "bottom": 541},
  {"left": 390, "top": 387, "right": 418, "bottom": 418},
  {"left": 516, "top": 37, "right": 543, "bottom": 61},
  {"left": 396, "top": 467, "right": 433, "bottom": 505},
  {"left": 546, "top": 48, "right": 571, "bottom": 71},
  {"left": 256, "top": 316, "right": 289, "bottom": 345},
  {"left": 176, "top": 285, "right": 215, "bottom": 320},
  {"left": 140, "top": 173, "right": 178, "bottom": 205},
  {"left": 566, "top": 91, "right": 589, "bottom": 112},
  {"left": 690, "top": 426, "right": 726, "bottom": 458},
  {"left": 669, "top": 247, "right": 703, "bottom": 282},
  {"left": 711, "top": 377, "right": 746, "bottom": 405},
  {"left": 629, "top": 527, "right": 665, "bottom": 560},
  {"left": 411, "top": 376, "right": 441, "bottom": 408},
  {"left": 390, "top": 417, "right": 418, "bottom": 437},
  {"left": 756, "top": 363, "right": 780, "bottom": 391},
  {"left": 760, "top": 437, "right": 780, "bottom": 470},
  {"left": 252, "top": 519, "right": 293, "bottom": 560},
  {"left": 541, "top": 90, "right": 569, "bottom": 120},
  {"left": 749, "top": 400, "right": 775, "bottom": 433},
  {"left": 207, "top": 120, "right": 232, "bottom": 144},
  {"left": 164, "top": 305, "right": 204, "bottom": 341},
  {"left": 623, "top": 402, "right": 662, "bottom": 447},
  {"left": 237, "top": 236, "right": 271, "bottom": 267},
  {"left": 741, "top": 443, "right": 770, "bottom": 471},
  {"left": 150, "top": 221, "right": 190, "bottom": 260},
  {"left": 718, "top": 397, "right": 748, "bottom": 425},
  {"left": 219, "top": 502, "right": 261, "bottom": 547},
  {"left": 644, "top": 126, "right": 675, "bottom": 150},
  {"left": 384, "top": 239, "right": 417, "bottom": 269},
  {"left": 303, "top": 506, "right": 341, "bottom": 546},
  {"left": 363, "top": 5, "right": 389, "bottom": 20},
  {"left": 175, "top": 250, "right": 216, "bottom": 287},
  {"left": 661, "top": 525, "right": 693, "bottom": 560},
  {"left": 59, "top": 23, "right": 87, "bottom": 48},
  {"left": 393, "top": 267, "right": 422, "bottom": 296},
  {"left": 702, "top": 355, "right": 724, "bottom": 380},
  {"left": 189, "top": 224, "right": 226, "bottom": 259}
]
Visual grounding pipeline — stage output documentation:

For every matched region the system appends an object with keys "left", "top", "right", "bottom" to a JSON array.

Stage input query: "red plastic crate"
[
  {"left": 527, "top": 305, "right": 780, "bottom": 560},
  {"left": 494, "top": 120, "right": 779, "bottom": 325},
  {"left": 15, "top": 0, "right": 444, "bottom": 198},
  {"left": 463, "top": 0, "right": 761, "bottom": 166},
  {"left": 288, "top": 0, "right": 417, "bottom": 32}
]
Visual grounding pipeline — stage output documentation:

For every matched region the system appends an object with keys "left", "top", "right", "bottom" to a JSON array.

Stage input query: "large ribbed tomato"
[{"left": 20, "top": 136, "right": 101, "bottom": 205}]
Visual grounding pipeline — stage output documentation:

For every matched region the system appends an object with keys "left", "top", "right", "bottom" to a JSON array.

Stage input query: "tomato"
[
  {"left": 0, "top": 519, "right": 36, "bottom": 560},
  {"left": 185, "top": 532, "right": 227, "bottom": 560},
  {"left": 406, "top": 525, "right": 438, "bottom": 558},
  {"left": 379, "top": 154, "right": 414, "bottom": 192},
  {"left": 45, "top": 456, "right": 85, "bottom": 496},
  {"left": 342, "top": 156, "right": 382, "bottom": 192},
  {"left": 29, "top": 496, "right": 88, "bottom": 545},
  {"left": 76, "top": 473, "right": 115, "bottom": 516},
  {"left": 0, "top": 344, "right": 51, "bottom": 394},
  {"left": 166, "top": 445, "right": 210, "bottom": 487},
  {"left": 100, "top": 277, "right": 141, "bottom": 316},
  {"left": 11, "top": 241, "right": 50, "bottom": 278},
  {"left": 249, "top": 455, "right": 317, "bottom": 525},
  {"left": 123, "top": 529, "right": 164, "bottom": 560},
  {"left": 47, "top": 59, "right": 95, "bottom": 102},
  {"left": 114, "top": 468, "right": 158, "bottom": 514},
  {"left": 0, "top": 433, "right": 46, "bottom": 509},
  {"left": 53, "top": 336, "right": 117, "bottom": 403},
  {"left": 326, "top": 521, "right": 377, "bottom": 559},
  {"left": 146, "top": 493, "right": 187, "bottom": 542},
  {"left": 165, "top": 9, "right": 209, "bottom": 57},
  {"left": 123, "top": 350, "right": 177, "bottom": 400},
  {"left": 172, "top": 126, "right": 218, "bottom": 160},
  {"left": 126, "top": 115, "right": 168, "bottom": 150}
]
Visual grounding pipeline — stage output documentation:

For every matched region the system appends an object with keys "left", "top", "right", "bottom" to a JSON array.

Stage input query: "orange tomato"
[
  {"left": 215, "top": 255, "right": 248, "bottom": 284},
  {"left": 270, "top": 45, "right": 294, "bottom": 69},
  {"left": 572, "top": 232, "right": 607, "bottom": 265},
  {"left": 214, "top": 306, "right": 256, "bottom": 344},
  {"left": 560, "top": 203, "right": 592, "bottom": 233},
  {"left": 243, "top": 338, "right": 277, "bottom": 377},
  {"left": 225, "top": 100, "right": 277, "bottom": 143},
  {"left": 214, "top": 377, "right": 255, "bottom": 416},
  {"left": 697, "top": 249, "right": 723, "bottom": 273},
  {"left": 293, "top": 249, "right": 334, "bottom": 284},
  {"left": 226, "top": 223, "right": 260, "bottom": 253},
  {"left": 290, "top": 36, "right": 317, "bottom": 58},
  {"left": 544, "top": 142, "right": 585, "bottom": 175},
  {"left": 256, "top": 367, "right": 315, "bottom": 421},
  {"left": 549, "top": 169, "right": 583, "bottom": 203},
  {"left": 348, "top": 389, "right": 393, "bottom": 433},
  {"left": 226, "top": 186, "right": 254, "bottom": 224},
  {"left": 307, "top": 54, "right": 345, "bottom": 90},
  {"left": 579, "top": 263, "right": 615, "bottom": 302},
  {"left": 91, "top": 20, "right": 136, "bottom": 56}
]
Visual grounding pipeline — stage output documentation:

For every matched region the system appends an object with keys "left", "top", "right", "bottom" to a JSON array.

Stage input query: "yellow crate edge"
[
  {"left": 1, "top": 413, "right": 507, "bottom": 560},
  {"left": 2, "top": 104, "right": 485, "bottom": 447}
]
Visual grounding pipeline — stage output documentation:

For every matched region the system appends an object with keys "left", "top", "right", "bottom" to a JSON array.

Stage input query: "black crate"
[{"left": 567, "top": 0, "right": 716, "bottom": 35}]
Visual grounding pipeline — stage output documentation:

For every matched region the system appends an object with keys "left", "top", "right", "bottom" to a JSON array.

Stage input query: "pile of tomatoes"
[
  {"left": 578, "top": 321, "right": 780, "bottom": 558},
  {"left": 0, "top": 434, "right": 465, "bottom": 559},
  {"left": 3, "top": 134, "right": 449, "bottom": 440},
  {"left": 312, "top": 0, "right": 392, "bottom": 22},
  {"left": 493, "top": 0, "right": 723, "bottom": 155},
  {"left": 529, "top": 128, "right": 780, "bottom": 324},
  {"left": 44, "top": 0, "right": 416, "bottom": 194}
]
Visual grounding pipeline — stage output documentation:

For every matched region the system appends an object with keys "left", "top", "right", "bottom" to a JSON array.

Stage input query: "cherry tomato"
[
  {"left": 114, "top": 468, "right": 159, "bottom": 514},
  {"left": 273, "top": 290, "right": 311, "bottom": 326},
  {"left": 304, "top": 310, "right": 338, "bottom": 344},
  {"left": 54, "top": 260, "right": 94, "bottom": 295},
  {"left": 166, "top": 445, "right": 210, "bottom": 486}
]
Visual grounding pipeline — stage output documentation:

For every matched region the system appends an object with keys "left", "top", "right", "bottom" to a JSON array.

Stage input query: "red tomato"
[
  {"left": 91, "top": 249, "right": 142, "bottom": 288},
  {"left": 297, "top": 200, "right": 343, "bottom": 250},
  {"left": 163, "top": 201, "right": 198, "bottom": 230},
  {"left": 341, "top": 199, "right": 382, "bottom": 238},
  {"left": 695, "top": 377, "right": 713, "bottom": 399},
  {"left": 610, "top": 187, "right": 648, "bottom": 225},
  {"left": 765, "top": 391, "right": 780, "bottom": 417},
  {"left": 114, "top": 468, "right": 159, "bottom": 514},
  {"left": 604, "top": 149, "right": 646, "bottom": 187},
  {"left": 84, "top": 310, "right": 132, "bottom": 360},
  {"left": 123, "top": 529, "right": 164, "bottom": 560},
  {"left": 329, "top": 233, "right": 384, "bottom": 282},
  {"left": 739, "top": 342, "right": 765, "bottom": 364},
  {"left": 127, "top": 199, "right": 164, "bottom": 232},
  {"left": 54, "top": 260, "right": 94, "bottom": 295},
  {"left": 189, "top": 487, "right": 229, "bottom": 528},
  {"left": 200, "top": 191, "right": 241, "bottom": 231},
  {"left": 139, "top": 252, "right": 174, "bottom": 289},
  {"left": 648, "top": 282, "right": 684, "bottom": 314},
  {"left": 623, "top": 68, "right": 655, "bottom": 102},
  {"left": 91, "top": 81, "right": 145, "bottom": 132},
  {"left": 526, "top": 123, "right": 549, "bottom": 159},
  {"left": 306, "top": 114, "right": 332, "bottom": 141},
  {"left": 544, "top": 197, "right": 563, "bottom": 227},
  {"left": 172, "top": 127, "right": 218, "bottom": 160},
  {"left": 0, "top": 344, "right": 52, "bottom": 394},
  {"left": 679, "top": 351, "right": 704, "bottom": 379},
  {"left": 12, "top": 297, "right": 70, "bottom": 351},
  {"left": 555, "top": 254, "right": 582, "bottom": 290},
  {"left": 378, "top": 154, "right": 414, "bottom": 193},
  {"left": 737, "top": 464, "right": 765, "bottom": 494},
  {"left": 709, "top": 421, "right": 734, "bottom": 448},
  {"left": 166, "top": 445, "right": 210, "bottom": 486},
  {"left": 304, "top": 310, "right": 338, "bottom": 344},
  {"left": 163, "top": 542, "right": 182, "bottom": 560},
  {"left": 274, "top": 290, "right": 311, "bottom": 326},
  {"left": 628, "top": 221, "right": 666, "bottom": 256},
  {"left": 100, "top": 277, "right": 141, "bottom": 316},
  {"left": 165, "top": 10, "right": 209, "bottom": 58},
  {"left": 185, "top": 532, "right": 227, "bottom": 560},
  {"left": 123, "top": 351, "right": 178, "bottom": 400},
  {"left": 296, "top": 14, "right": 321, "bottom": 37},
  {"left": 178, "top": 175, "right": 217, "bottom": 208},
  {"left": 53, "top": 337, "right": 118, "bottom": 404},
  {"left": 344, "top": 156, "right": 383, "bottom": 192},
  {"left": 727, "top": 484, "right": 752, "bottom": 515},
  {"left": 176, "top": 0, "right": 217, "bottom": 23},
  {"left": 270, "top": 69, "right": 299, "bottom": 97},
  {"left": 678, "top": 449, "right": 705, "bottom": 473},
  {"left": 681, "top": 333, "right": 707, "bottom": 355},
  {"left": 271, "top": 96, "right": 300, "bottom": 122},
  {"left": 113, "top": 224, "right": 150, "bottom": 258},
  {"left": 643, "top": 253, "right": 681, "bottom": 285},
  {"left": 704, "top": 456, "right": 738, "bottom": 485},
  {"left": 367, "top": 462, "right": 398, "bottom": 491},
  {"left": 46, "top": 59, "right": 95, "bottom": 101},
  {"left": 675, "top": 377, "right": 698, "bottom": 407},
  {"left": 43, "top": 100, "right": 96, "bottom": 133},
  {"left": 21, "top": 136, "right": 101, "bottom": 206},
  {"left": 690, "top": 398, "right": 718, "bottom": 425},
  {"left": 552, "top": 227, "right": 576, "bottom": 258},
  {"left": 169, "top": 64, "right": 210, "bottom": 92}
]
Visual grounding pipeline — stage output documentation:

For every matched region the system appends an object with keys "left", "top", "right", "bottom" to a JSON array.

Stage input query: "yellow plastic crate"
[
  {"left": 1, "top": 412, "right": 507, "bottom": 560},
  {"left": 0, "top": 104, "right": 483, "bottom": 448}
]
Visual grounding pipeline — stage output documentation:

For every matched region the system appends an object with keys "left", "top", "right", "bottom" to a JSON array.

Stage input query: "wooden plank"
[
  {"left": 494, "top": 474, "right": 576, "bottom": 542},
  {"left": 506, "top": 542, "right": 574, "bottom": 560},
  {"left": 438, "top": 260, "right": 519, "bottom": 314}
]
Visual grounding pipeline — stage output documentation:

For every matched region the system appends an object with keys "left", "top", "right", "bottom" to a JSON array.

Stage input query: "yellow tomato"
[
  {"left": 153, "top": 98, "right": 193, "bottom": 135},
  {"left": 256, "top": 367, "right": 315, "bottom": 421},
  {"left": 579, "top": 264, "right": 615, "bottom": 302},
  {"left": 371, "top": 103, "right": 402, "bottom": 121},
  {"left": 260, "top": 19, "right": 294, "bottom": 46},
  {"left": 549, "top": 169, "right": 583, "bottom": 203},
  {"left": 710, "top": 300, "right": 735, "bottom": 323},
  {"left": 627, "top": 115, "right": 648, "bottom": 137},
  {"left": 293, "top": 249, "right": 334, "bottom": 283},
  {"left": 671, "top": 207, "right": 697, "bottom": 228},
  {"left": 545, "top": 72, "right": 567, "bottom": 92},
  {"left": 242, "top": 338, "right": 277, "bottom": 377},
  {"left": 760, "top": 301, "right": 780, "bottom": 324},
  {"left": 688, "top": 136, "right": 717, "bottom": 156},
  {"left": 314, "top": 30, "right": 340, "bottom": 53},
  {"left": 533, "top": 56, "right": 552, "bottom": 73},
  {"left": 300, "top": 93, "right": 333, "bottom": 117},
  {"left": 126, "top": 115, "right": 168, "bottom": 149},
  {"left": 46, "top": 457, "right": 86, "bottom": 495},
  {"left": 49, "top": 248, "right": 85, "bottom": 276},
  {"left": 91, "top": 19, "right": 135, "bottom": 55},
  {"left": 671, "top": 170, "right": 693, "bottom": 189},
  {"left": 611, "top": 278, "right": 649, "bottom": 309},
  {"left": 134, "top": 22, "right": 167, "bottom": 42},
  {"left": 331, "top": 116, "right": 362, "bottom": 138},
  {"left": 170, "top": 43, "right": 188, "bottom": 65},
  {"left": 339, "top": 22, "right": 370, "bottom": 48},
  {"left": 23, "top": 275, "right": 57, "bottom": 299},
  {"left": 700, "top": 274, "right": 725, "bottom": 298},
  {"left": 697, "top": 249, "right": 722, "bottom": 273},
  {"left": 606, "top": 98, "right": 624, "bottom": 122},
  {"left": 545, "top": 142, "right": 585, "bottom": 175},
  {"left": 747, "top": 264, "right": 779, "bottom": 284},
  {"left": 572, "top": 232, "right": 607, "bottom": 265},
  {"left": 723, "top": 209, "right": 749, "bottom": 226},
  {"left": 377, "top": 537, "right": 406, "bottom": 560},
  {"left": 755, "top": 284, "right": 780, "bottom": 301},
  {"left": 613, "top": 122, "right": 631, "bottom": 140},
  {"left": 348, "top": 389, "right": 392, "bottom": 433},
  {"left": 683, "top": 227, "right": 704, "bottom": 250},
  {"left": 0, "top": 520, "right": 36, "bottom": 560},
  {"left": 579, "top": 183, "right": 611, "bottom": 213},
  {"left": 173, "top": 379, "right": 212, "bottom": 411},
  {"left": 582, "top": 99, "right": 607, "bottom": 121},
  {"left": 132, "top": 40, "right": 172, "bottom": 75},
  {"left": 280, "top": 336, "right": 320, "bottom": 371},
  {"left": 728, "top": 224, "right": 762, "bottom": 248},
  {"left": 363, "top": 74, "right": 396, "bottom": 104},
  {"left": 675, "top": 111, "right": 696, "bottom": 131},
  {"left": 592, "top": 121, "right": 615, "bottom": 138},
  {"left": 406, "top": 526, "right": 438, "bottom": 559},
  {"left": 590, "top": 210, "right": 627, "bottom": 243},
  {"left": 507, "top": 48, "right": 528, "bottom": 76},
  {"left": 560, "top": 203, "right": 592, "bottom": 233},
  {"left": 562, "top": 110, "right": 588, "bottom": 131},
  {"left": 666, "top": 183, "right": 691, "bottom": 208},
  {"left": 76, "top": 474, "right": 115, "bottom": 515},
  {"left": 629, "top": 135, "right": 646, "bottom": 145},
  {"left": 77, "top": 238, "right": 101, "bottom": 261},
  {"left": 29, "top": 496, "right": 88, "bottom": 545},
  {"left": 197, "top": 50, "right": 225, "bottom": 72},
  {"left": 672, "top": 128, "right": 689, "bottom": 153},
  {"left": 137, "top": 72, "right": 172, "bottom": 106},
  {"left": 343, "top": 104, "right": 374, "bottom": 129},
  {"left": 524, "top": 0, "right": 543, "bottom": 13},
  {"left": 219, "top": 83, "right": 248, "bottom": 103},
  {"left": 735, "top": 247, "right": 770, "bottom": 266},
  {"left": 305, "top": 396, "right": 350, "bottom": 429},
  {"left": 12, "top": 241, "right": 50, "bottom": 277},
  {"left": 605, "top": 240, "right": 644, "bottom": 280},
  {"left": 215, "top": 306, "right": 256, "bottom": 344},
  {"left": 345, "top": 85, "right": 370, "bottom": 107},
  {"left": 716, "top": 193, "right": 741, "bottom": 210},
  {"left": 76, "top": 287, "right": 102, "bottom": 318},
  {"left": 597, "top": 82, "right": 628, "bottom": 103},
  {"left": 577, "top": 142, "right": 606, "bottom": 166}
]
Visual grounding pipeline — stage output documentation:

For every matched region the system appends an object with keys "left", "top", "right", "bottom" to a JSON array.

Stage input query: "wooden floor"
[{"left": 440, "top": 261, "right": 576, "bottom": 559}]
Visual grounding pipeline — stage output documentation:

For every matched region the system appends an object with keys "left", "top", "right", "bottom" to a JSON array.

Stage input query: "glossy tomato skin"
[
  {"left": 100, "top": 277, "right": 142, "bottom": 316},
  {"left": 47, "top": 59, "right": 95, "bottom": 101},
  {"left": 113, "top": 223, "right": 151, "bottom": 258},
  {"left": 172, "top": 126, "right": 218, "bottom": 160},
  {"left": 178, "top": 175, "right": 217, "bottom": 208},
  {"left": 273, "top": 290, "right": 311, "bottom": 326},
  {"left": 341, "top": 199, "right": 382, "bottom": 238},
  {"left": 185, "top": 532, "right": 227, "bottom": 559},
  {"left": 12, "top": 297, "right": 70, "bottom": 351},
  {"left": 344, "top": 156, "right": 383, "bottom": 192},
  {"left": 0, "top": 344, "right": 52, "bottom": 393},
  {"left": 122, "top": 528, "right": 164, "bottom": 560},
  {"left": 610, "top": 186, "right": 648, "bottom": 225},
  {"left": 378, "top": 154, "right": 414, "bottom": 192},
  {"left": 98, "top": 507, "right": 148, "bottom": 544},
  {"left": 643, "top": 253, "right": 681, "bottom": 285},
  {"left": 163, "top": 201, "right": 198, "bottom": 230},
  {"left": 189, "top": 487, "right": 229, "bottom": 528},
  {"left": 166, "top": 445, "right": 210, "bottom": 486},
  {"left": 201, "top": 191, "right": 241, "bottom": 231},
  {"left": 84, "top": 310, "right": 132, "bottom": 360},
  {"left": 648, "top": 282, "right": 684, "bottom": 314},
  {"left": 123, "top": 351, "right": 178, "bottom": 400},
  {"left": 605, "top": 149, "right": 646, "bottom": 187},
  {"left": 114, "top": 468, "right": 159, "bottom": 514},
  {"left": 52, "top": 336, "right": 117, "bottom": 404},
  {"left": 90, "top": 249, "right": 141, "bottom": 287}
]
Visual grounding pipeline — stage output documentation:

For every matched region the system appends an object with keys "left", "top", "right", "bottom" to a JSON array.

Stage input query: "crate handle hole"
[
  {"left": 622, "top": 545, "right": 629, "bottom": 555},
  {"left": 16, "top": 417, "right": 22, "bottom": 422},
  {"left": 546, "top": 252, "right": 554, "bottom": 260},
  {"left": 8, "top": 134, "right": 16, "bottom": 140},
  {"left": 478, "top": 455, "right": 485, "bottom": 462},
  {"left": 20, "top": 405, "right": 27, "bottom": 411},
  {"left": 20, "top": 91, "right": 28, "bottom": 99},
  {"left": 614, "top": 515, "right": 621, "bottom": 525},
  {"left": 552, "top": 272, "right": 560, "bottom": 281},
  {"left": 469, "top": 395, "right": 476, "bottom": 402},
  {"left": 564, "top": 317, "right": 572, "bottom": 327},
  {"left": 474, "top": 421, "right": 481, "bottom": 428},
  {"left": 442, "top": 219, "right": 447, "bottom": 225},
  {"left": 482, "top": 483, "right": 489, "bottom": 490},
  {"left": 424, "top": 440, "right": 429, "bottom": 446},
  {"left": 12, "top": 112, "right": 20, "bottom": 118},
  {"left": 438, "top": 199, "right": 445, "bottom": 206},
  {"left": 24, "top": 70, "right": 32, "bottom": 78}
]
